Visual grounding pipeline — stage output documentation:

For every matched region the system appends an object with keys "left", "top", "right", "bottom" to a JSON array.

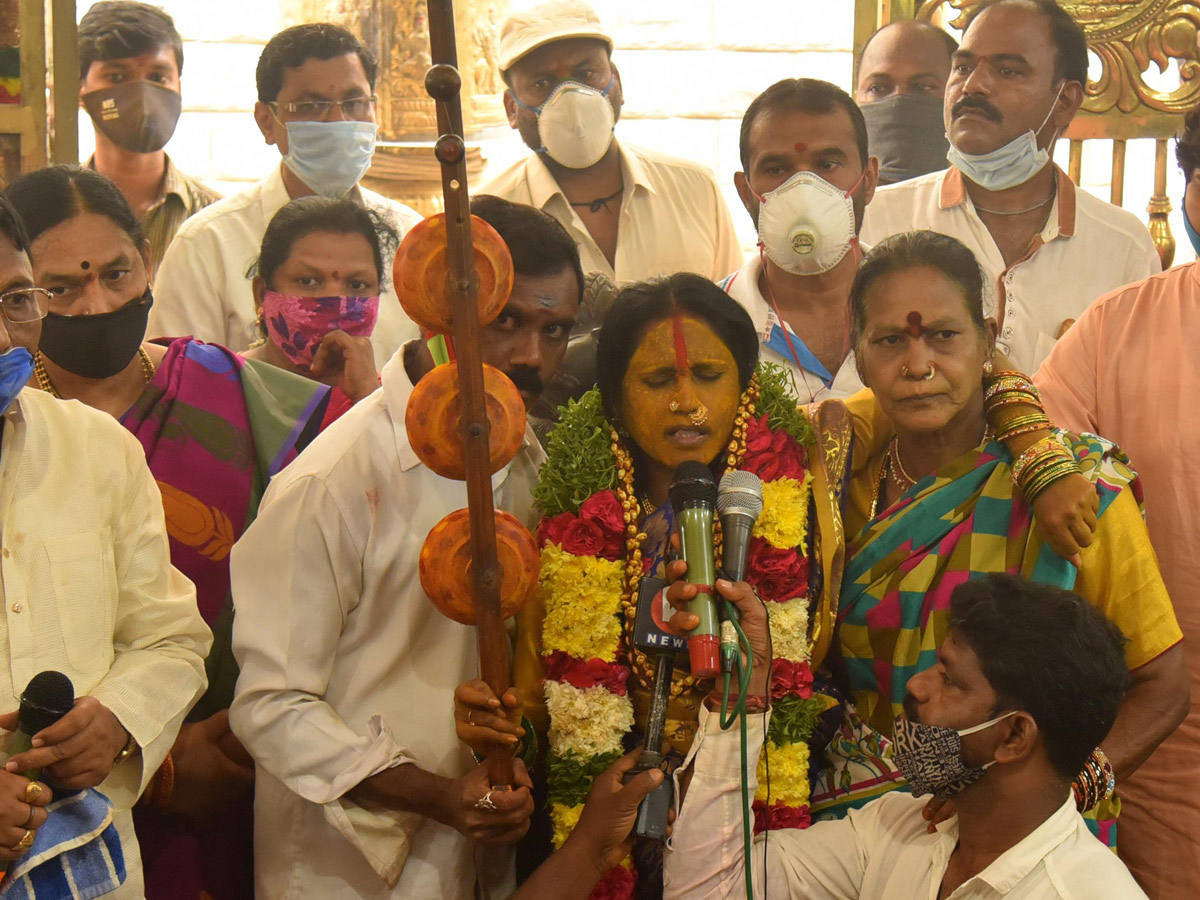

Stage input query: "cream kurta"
[
  {"left": 483, "top": 141, "right": 745, "bottom": 283},
  {"left": 1035, "top": 262, "right": 1200, "bottom": 898},
  {"left": 229, "top": 349, "right": 543, "bottom": 899},
  {"left": 0, "top": 388, "right": 212, "bottom": 898}
]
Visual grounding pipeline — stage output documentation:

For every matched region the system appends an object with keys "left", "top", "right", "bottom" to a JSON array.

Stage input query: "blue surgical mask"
[
  {"left": 1183, "top": 188, "right": 1200, "bottom": 257},
  {"left": 0, "top": 347, "right": 33, "bottom": 416},
  {"left": 946, "top": 83, "right": 1065, "bottom": 193},
  {"left": 281, "top": 120, "right": 377, "bottom": 198}
]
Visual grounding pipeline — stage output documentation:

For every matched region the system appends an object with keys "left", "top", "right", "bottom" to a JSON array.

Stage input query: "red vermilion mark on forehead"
[
  {"left": 331, "top": 271, "right": 340, "bottom": 281},
  {"left": 671, "top": 313, "right": 689, "bottom": 373},
  {"left": 554, "top": 62, "right": 569, "bottom": 78},
  {"left": 906, "top": 311, "right": 927, "bottom": 338},
  {"left": 793, "top": 142, "right": 807, "bottom": 152}
]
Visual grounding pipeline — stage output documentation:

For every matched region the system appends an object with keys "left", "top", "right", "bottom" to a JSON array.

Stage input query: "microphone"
[
  {"left": 717, "top": 470, "right": 764, "bottom": 583},
  {"left": 10, "top": 671, "right": 74, "bottom": 782},
  {"left": 669, "top": 461, "right": 719, "bottom": 679}
]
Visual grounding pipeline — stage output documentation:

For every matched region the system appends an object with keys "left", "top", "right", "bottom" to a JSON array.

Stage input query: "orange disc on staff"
[
  {"left": 405, "top": 362, "right": 526, "bottom": 479},
  {"left": 393, "top": 213, "right": 514, "bottom": 334},
  {"left": 419, "top": 509, "right": 540, "bottom": 626}
]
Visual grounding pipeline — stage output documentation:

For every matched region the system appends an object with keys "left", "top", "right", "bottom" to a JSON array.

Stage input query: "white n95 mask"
[
  {"left": 755, "top": 170, "right": 864, "bottom": 276},
  {"left": 514, "top": 77, "right": 616, "bottom": 170}
]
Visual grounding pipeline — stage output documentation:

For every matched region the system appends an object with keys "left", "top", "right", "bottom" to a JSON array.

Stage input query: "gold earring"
[{"left": 984, "top": 359, "right": 994, "bottom": 375}]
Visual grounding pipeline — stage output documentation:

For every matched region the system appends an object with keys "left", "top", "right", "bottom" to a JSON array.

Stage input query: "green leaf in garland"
[
  {"left": 767, "top": 693, "right": 828, "bottom": 746},
  {"left": 546, "top": 748, "right": 624, "bottom": 807},
  {"left": 755, "top": 363, "right": 816, "bottom": 448},
  {"left": 533, "top": 389, "right": 619, "bottom": 517}
]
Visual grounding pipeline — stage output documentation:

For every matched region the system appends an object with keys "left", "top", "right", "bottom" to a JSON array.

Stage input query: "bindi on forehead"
[
  {"left": 793, "top": 142, "right": 807, "bottom": 152},
  {"left": 80, "top": 261, "right": 90, "bottom": 270},
  {"left": 671, "top": 313, "right": 689, "bottom": 373},
  {"left": 905, "top": 311, "right": 928, "bottom": 338}
]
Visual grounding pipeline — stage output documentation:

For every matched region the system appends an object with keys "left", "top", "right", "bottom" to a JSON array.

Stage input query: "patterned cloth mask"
[
  {"left": 892, "top": 710, "right": 1017, "bottom": 799},
  {"left": 261, "top": 291, "right": 380, "bottom": 369}
]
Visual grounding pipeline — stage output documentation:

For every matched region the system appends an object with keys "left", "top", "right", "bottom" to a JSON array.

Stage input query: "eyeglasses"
[
  {"left": 0, "top": 287, "right": 51, "bottom": 324},
  {"left": 270, "top": 95, "right": 377, "bottom": 121}
]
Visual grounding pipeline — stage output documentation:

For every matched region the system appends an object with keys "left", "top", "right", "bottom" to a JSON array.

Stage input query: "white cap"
[{"left": 498, "top": 0, "right": 614, "bottom": 74}]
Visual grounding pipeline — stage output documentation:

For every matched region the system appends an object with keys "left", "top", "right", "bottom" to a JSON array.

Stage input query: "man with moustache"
[
  {"left": 860, "top": 0, "right": 1160, "bottom": 373},
  {"left": 483, "top": 0, "right": 744, "bottom": 283},
  {"left": 855, "top": 20, "right": 957, "bottom": 185},
  {"left": 723, "top": 78, "right": 877, "bottom": 401},
  {"left": 228, "top": 196, "right": 582, "bottom": 900}
]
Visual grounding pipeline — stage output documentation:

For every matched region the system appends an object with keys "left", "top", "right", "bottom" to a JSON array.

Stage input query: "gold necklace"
[
  {"left": 34, "top": 348, "right": 156, "bottom": 399},
  {"left": 887, "top": 436, "right": 918, "bottom": 492}
]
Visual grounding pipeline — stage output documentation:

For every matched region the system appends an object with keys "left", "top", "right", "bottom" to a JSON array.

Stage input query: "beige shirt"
[
  {"left": 0, "top": 388, "right": 212, "bottom": 898},
  {"left": 149, "top": 164, "right": 423, "bottom": 369},
  {"left": 859, "top": 165, "right": 1161, "bottom": 373},
  {"left": 664, "top": 710, "right": 1148, "bottom": 900},
  {"left": 229, "top": 349, "right": 543, "bottom": 899},
  {"left": 483, "top": 141, "right": 745, "bottom": 283}
]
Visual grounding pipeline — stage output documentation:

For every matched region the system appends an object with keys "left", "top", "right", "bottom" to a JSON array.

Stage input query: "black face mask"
[
  {"left": 82, "top": 81, "right": 182, "bottom": 153},
  {"left": 39, "top": 288, "right": 153, "bottom": 379},
  {"left": 861, "top": 93, "right": 950, "bottom": 185}
]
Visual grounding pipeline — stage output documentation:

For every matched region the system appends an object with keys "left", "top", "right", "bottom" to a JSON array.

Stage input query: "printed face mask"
[
  {"left": 755, "top": 170, "right": 864, "bottom": 275},
  {"left": 513, "top": 76, "right": 616, "bottom": 169},
  {"left": 862, "top": 94, "right": 950, "bottom": 185},
  {"left": 946, "top": 83, "right": 1064, "bottom": 193},
  {"left": 892, "top": 710, "right": 1017, "bottom": 799},
  {"left": 261, "top": 290, "right": 380, "bottom": 368},
  {"left": 38, "top": 287, "right": 152, "bottom": 380},
  {"left": 0, "top": 348, "right": 33, "bottom": 416},
  {"left": 82, "top": 81, "right": 182, "bottom": 153},
  {"left": 282, "top": 120, "right": 377, "bottom": 198}
]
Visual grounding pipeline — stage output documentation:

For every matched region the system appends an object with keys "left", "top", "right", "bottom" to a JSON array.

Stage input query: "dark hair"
[
  {"left": 595, "top": 272, "right": 759, "bottom": 424},
  {"left": 968, "top": 0, "right": 1088, "bottom": 86},
  {"left": 857, "top": 20, "right": 958, "bottom": 70},
  {"left": 5, "top": 165, "right": 145, "bottom": 248},
  {"left": 469, "top": 194, "right": 584, "bottom": 307},
  {"left": 78, "top": 1, "right": 184, "bottom": 80},
  {"left": 740, "top": 78, "right": 869, "bottom": 172},
  {"left": 1177, "top": 106, "right": 1200, "bottom": 181},
  {"left": 256, "top": 23, "right": 378, "bottom": 103},
  {"left": 849, "top": 230, "right": 986, "bottom": 346},
  {"left": 949, "top": 574, "right": 1129, "bottom": 781},
  {"left": 254, "top": 196, "right": 398, "bottom": 289},
  {"left": 0, "top": 193, "right": 30, "bottom": 257}
]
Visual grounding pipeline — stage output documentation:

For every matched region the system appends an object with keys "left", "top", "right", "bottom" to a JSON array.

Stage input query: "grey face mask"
[{"left": 862, "top": 93, "right": 950, "bottom": 185}]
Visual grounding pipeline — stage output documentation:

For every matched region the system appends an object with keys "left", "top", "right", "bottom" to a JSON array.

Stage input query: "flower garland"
[{"left": 534, "top": 364, "right": 831, "bottom": 898}]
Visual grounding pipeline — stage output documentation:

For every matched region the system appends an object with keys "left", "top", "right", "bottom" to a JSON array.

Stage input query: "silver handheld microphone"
[{"left": 717, "top": 470, "right": 765, "bottom": 582}]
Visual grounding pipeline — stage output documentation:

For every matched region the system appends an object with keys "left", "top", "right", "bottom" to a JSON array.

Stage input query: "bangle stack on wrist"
[
  {"left": 1072, "top": 747, "right": 1116, "bottom": 811},
  {"left": 1011, "top": 436, "right": 1082, "bottom": 503},
  {"left": 984, "top": 371, "right": 1042, "bottom": 410}
]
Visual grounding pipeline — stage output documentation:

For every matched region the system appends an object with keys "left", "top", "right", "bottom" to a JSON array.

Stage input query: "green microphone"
[{"left": 669, "top": 461, "right": 720, "bottom": 678}]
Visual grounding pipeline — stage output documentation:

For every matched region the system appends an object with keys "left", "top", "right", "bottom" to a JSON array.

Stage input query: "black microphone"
[
  {"left": 11, "top": 671, "right": 74, "bottom": 782},
  {"left": 717, "top": 470, "right": 764, "bottom": 583},
  {"left": 668, "top": 461, "right": 719, "bottom": 679}
]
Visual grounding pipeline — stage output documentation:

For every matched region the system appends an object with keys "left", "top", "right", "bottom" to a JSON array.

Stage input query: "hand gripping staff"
[{"left": 394, "top": 0, "right": 540, "bottom": 794}]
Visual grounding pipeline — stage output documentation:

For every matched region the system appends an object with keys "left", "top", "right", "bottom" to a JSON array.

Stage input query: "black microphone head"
[
  {"left": 718, "top": 470, "right": 764, "bottom": 520},
  {"left": 669, "top": 461, "right": 717, "bottom": 510},
  {"left": 19, "top": 671, "right": 74, "bottom": 735}
]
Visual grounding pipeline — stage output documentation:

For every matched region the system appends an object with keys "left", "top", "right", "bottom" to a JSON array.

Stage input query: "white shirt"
[
  {"left": 664, "top": 710, "right": 1148, "bottom": 900},
  {"left": 229, "top": 349, "right": 544, "bottom": 900},
  {"left": 720, "top": 252, "right": 865, "bottom": 401},
  {"left": 0, "top": 389, "right": 212, "bottom": 898},
  {"left": 859, "top": 165, "right": 1161, "bottom": 373},
  {"left": 483, "top": 141, "right": 745, "bottom": 283},
  {"left": 150, "top": 164, "right": 424, "bottom": 369}
]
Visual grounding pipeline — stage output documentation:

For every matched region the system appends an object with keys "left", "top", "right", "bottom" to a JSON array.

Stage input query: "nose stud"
[{"left": 669, "top": 400, "right": 680, "bottom": 412}]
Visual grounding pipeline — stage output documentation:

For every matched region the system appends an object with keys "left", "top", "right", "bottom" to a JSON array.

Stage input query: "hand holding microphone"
[{"left": 668, "top": 461, "right": 720, "bottom": 678}]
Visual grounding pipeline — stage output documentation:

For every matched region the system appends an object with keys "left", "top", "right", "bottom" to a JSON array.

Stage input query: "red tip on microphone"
[{"left": 689, "top": 634, "right": 720, "bottom": 679}]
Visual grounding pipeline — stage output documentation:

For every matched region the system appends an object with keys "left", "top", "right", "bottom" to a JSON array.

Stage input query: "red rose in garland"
[
  {"left": 745, "top": 537, "right": 809, "bottom": 601},
  {"left": 561, "top": 517, "right": 606, "bottom": 556}
]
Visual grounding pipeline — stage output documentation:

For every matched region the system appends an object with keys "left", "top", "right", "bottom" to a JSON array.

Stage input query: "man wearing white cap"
[{"left": 483, "top": 0, "right": 744, "bottom": 283}]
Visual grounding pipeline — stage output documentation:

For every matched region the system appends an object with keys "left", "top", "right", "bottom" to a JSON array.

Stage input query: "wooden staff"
[{"left": 424, "top": 0, "right": 514, "bottom": 788}]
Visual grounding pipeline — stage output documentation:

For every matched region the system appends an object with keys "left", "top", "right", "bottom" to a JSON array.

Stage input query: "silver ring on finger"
[
  {"left": 467, "top": 710, "right": 474, "bottom": 727},
  {"left": 20, "top": 804, "right": 34, "bottom": 829},
  {"left": 474, "top": 790, "right": 498, "bottom": 812}
]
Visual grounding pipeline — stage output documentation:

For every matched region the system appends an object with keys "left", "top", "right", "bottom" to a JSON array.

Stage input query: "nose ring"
[
  {"left": 669, "top": 400, "right": 680, "bottom": 412},
  {"left": 688, "top": 404, "right": 708, "bottom": 426},
  {"left": 922, "top": 365, "right": 936, "bottom": 380}
]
